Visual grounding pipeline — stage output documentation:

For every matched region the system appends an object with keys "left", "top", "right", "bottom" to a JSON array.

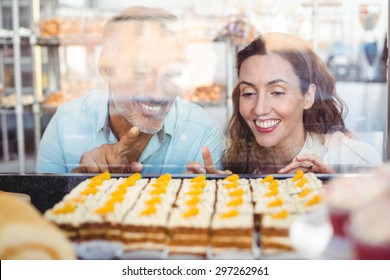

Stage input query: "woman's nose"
[{"left": 254, "top": 94, "right": 272, "bottom": 115}]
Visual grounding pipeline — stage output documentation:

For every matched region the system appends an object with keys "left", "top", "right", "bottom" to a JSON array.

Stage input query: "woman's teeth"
[{"left": 255, "top": 119, "right": 280, "bottom": 128}]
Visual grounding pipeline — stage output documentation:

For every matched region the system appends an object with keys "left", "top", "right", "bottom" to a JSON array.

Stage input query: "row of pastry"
[{"left": 43, "top": 171, "right": 324, "bottom": 258}]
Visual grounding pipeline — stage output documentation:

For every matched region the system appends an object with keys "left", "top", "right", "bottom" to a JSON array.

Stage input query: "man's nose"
[{"left": 133, "top": 76, "right": 167, "bottom": 100}]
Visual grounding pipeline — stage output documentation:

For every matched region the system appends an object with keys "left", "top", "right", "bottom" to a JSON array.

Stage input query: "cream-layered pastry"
[
  {"left": 44, "top": 172, "right": 114, "bottom": 240},
  {"left": 210, "top": 174, "right": 254, "bottom": 254},
  {"left": 252, "top": 176, "right": 296, "bottom": 231},
  {"left": 167, "top": 205, "right": 214, "bottom": 256},
  {"left": 286, "top": 172, "right": 324, "bottom": 213},
  {"left": 174, "top": 176, "right": 216, "bottom": 208},
  {"left": 254, "top": 195, "right": 297, "bottom": 217},
  {"left": 121, "top": 174, "right": 181, "bottom": 251},
  {"left": 210, "top": 210, "right": 254, "bottom": 254},
  {"left": 253, "top": 172, "right": 324, "bottom": 216},
  {"left": 284, "top": 172, "right": 323, "bottom": 194},
  {"left": 260, "top": 211, "right": 299, "bottom": 254},
  {"left": 215, "top": 175, "right": 252, "bottom": 214},
  {"left": 77, "top": 174, "right": 147, "bottom": 241},
  {"left": 250, "top": 176, "right": 290, "bottom": 199},
  {"left": 44, "top": 170, "right": 327, "bottom": 257},
  {"left": 167, "top": 175, "right": 216, "bottom": 256}
]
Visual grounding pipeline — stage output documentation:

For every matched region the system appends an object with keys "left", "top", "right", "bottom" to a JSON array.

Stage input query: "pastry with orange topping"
[
  {"left": 260, "top": 211, "right": 299, "bottom": 254},
  {"left": 210, "top": 210, "right": 254, "bottom": 255},
  {"left": 167, "top": 178, "right": 216, "bottom": 257},
  {"left": 210, "top": 176, "right": 254, "bottom": 256},
  {"left": 252, "top": 171, "right": 324, "bottom": 255},
  {"left": 120, "top": 177, "right": 181, "bottom": 251},
  {"left": 215, "top": 177, "right": 252, "bottom": 214},
  {"left": 44, "top": 173, "right": 115, "bottom": 240},
  {"left": 80, "top": 176, "right": 148, "bottom": 241},
  {"left": 42, "top": 171, "right": 328, "bottom": 258}
]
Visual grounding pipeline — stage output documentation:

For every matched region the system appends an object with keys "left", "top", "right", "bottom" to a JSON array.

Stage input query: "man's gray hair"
[{"left": 102, "top": 6, "right": 178, "bottom": 38}]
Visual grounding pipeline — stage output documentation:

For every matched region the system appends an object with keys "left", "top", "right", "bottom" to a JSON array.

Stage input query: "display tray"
[
  {"left": 0, "top": 172, "right": 358, "bottom": 260},
  {"left": 0, "top": 173, "right": 340, "bottom": 214}
]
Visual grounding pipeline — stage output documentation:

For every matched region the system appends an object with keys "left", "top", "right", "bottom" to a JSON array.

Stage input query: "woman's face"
[{"left": 238, "top": 54, "right": 314, "bottom": 149}]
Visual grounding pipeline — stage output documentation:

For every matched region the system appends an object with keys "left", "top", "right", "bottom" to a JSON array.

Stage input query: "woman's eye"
[
  {"left": 241, "top": 92, "right": 256, "bottom": 97},
  {"left": 271, "top": 91, "right": 285, "bottom": 96}
]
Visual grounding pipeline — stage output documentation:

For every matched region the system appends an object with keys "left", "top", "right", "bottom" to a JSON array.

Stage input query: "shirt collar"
[
  {"left": 152, "top": 98, "right": 177, "bottom": 143},
  {"left": 162, "top": 97, "right": 177, "bottom": 137},
  {"left": 97, "top": 91, "right": 110, "bottom": 135}
]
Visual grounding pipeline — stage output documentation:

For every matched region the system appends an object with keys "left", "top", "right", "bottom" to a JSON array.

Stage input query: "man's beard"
[{"left": 113, "top": 96, "right": 172, "bottom": 134}]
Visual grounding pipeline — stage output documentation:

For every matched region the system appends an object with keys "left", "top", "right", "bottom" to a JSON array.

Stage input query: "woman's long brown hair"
[{"left": 221, "top": 32, "right": 349, "bottom": 174}]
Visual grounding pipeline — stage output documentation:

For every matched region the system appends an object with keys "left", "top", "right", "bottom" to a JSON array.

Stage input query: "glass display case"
[
  {"left": 0, "top": 0, "right": 388, "bottom": 173},
  {"left": 0, "top": 0, "right": 389, "bottom": 266}
]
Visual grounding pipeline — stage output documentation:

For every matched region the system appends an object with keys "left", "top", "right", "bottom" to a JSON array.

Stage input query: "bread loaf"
[{"left": 0, "top": 192, "right": 76, "bottom": 259}]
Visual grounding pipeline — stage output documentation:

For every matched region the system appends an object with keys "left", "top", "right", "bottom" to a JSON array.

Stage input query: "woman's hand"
[
  {"left": 278, "top": 154, "right": 335, "bottom": 174},
  {"left": 185, "top": 146, "right": 232, "bottom": 175}
]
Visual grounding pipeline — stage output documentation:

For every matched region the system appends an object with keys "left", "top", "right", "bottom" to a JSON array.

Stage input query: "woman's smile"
[{"left": 254, "top": 118, "right": 281, "bottom": 133}]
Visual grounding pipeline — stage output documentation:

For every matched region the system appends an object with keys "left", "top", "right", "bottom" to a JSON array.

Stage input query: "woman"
[{"left": 187, "top": 32, "right": 382, "bottom": 174}]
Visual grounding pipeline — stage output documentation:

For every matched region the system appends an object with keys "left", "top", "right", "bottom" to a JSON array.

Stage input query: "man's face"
[{"left": 100, "top": 21, "right": 187, "bottom": 134}]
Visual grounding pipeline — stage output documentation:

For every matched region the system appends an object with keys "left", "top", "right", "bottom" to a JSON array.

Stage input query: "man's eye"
[
  {"left": 133, "top": 68, "right": 150, "bottom": 80},
  {"left": 163, "top": 71, "right": 182, "bottom": 80}
]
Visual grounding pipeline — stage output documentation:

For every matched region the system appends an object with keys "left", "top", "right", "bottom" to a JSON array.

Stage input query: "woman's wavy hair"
[{"left": 221, "top": 32, "right": 349, "bottom": 173}]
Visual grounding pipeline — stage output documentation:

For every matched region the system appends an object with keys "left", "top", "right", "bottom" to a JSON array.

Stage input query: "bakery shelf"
[{"left": 36, "top": 35, "right": 102, "bottom": 46}]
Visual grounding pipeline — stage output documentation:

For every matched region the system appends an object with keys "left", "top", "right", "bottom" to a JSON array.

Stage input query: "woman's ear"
[{"left": 304, "top": 83, "right": 316, "bottom": 109}]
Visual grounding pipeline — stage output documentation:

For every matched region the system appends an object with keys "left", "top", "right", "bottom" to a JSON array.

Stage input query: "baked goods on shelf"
[
  {"left": 0, "top": 191, "right": 75, "bottom": 259},
  {"left": 40, "top": 18, "right": 82, "bottom": 37},
  {"left": 185, "top": 83, "right": 224, "bottom": 104},
  {"left": 39, "top": 16, "right": 106, "bottom": 46},
  {"left": 0, "top": 93, "right": 37, "bottom": 107},
  {"left": 42, "top": 91, "right": 83, "bottom": 109},
  {"left": 44, "top": 171, "right": 325, "bottom": 259}
]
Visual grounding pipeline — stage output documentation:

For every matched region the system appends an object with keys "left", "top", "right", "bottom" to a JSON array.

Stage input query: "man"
[{"left": 36, "top": 6, "right": 224, "bottom": 174}]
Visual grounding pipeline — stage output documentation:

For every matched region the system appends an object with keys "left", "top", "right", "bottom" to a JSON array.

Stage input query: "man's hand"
[
  {"left": 72, "top": 127, "right": 143, "bottom": 173},
  {"left": 186, "top": 146, "right": 231, "bottom": 174}
]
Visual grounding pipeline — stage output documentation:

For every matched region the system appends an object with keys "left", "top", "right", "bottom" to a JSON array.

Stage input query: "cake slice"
[
  {"left": 83, "top": 174, "right": 148, "bottom": 241},
  {"left": 44, "top": 172, "right": 114, "bottom": 240},
  {"left": 260, "top": 210, "right": 298, "bottom": 255},
  {"left": 121, "top": 174, "right": 181, "bottom": 251},
  {"left": 167, "top": 176, "right": 216, "bottom": 257},
  {"left": 210, "top": 174, "right": 254, "bottom": 256},
  {"left": 210, "top": 209, "right": 254, "bottom": 255}
]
